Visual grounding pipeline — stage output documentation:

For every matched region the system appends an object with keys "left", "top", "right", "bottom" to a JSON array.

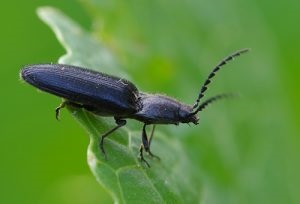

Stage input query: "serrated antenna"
[{"left": 192, "top": 49, "right": 249, "bottom": 110}]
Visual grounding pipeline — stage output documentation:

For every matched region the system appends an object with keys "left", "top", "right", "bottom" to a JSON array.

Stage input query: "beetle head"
[{"left": 179, "top": 105, "right": 199, "bottom": 125}]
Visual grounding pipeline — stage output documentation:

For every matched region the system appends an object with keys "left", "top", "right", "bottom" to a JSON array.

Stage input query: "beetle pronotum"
[{"left": 21, "top": 49, "right": 249, "bottom": 167}]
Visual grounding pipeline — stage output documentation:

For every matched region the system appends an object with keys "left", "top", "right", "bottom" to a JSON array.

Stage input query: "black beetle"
[{"left": 20, "top": 49, "right": 249, "bottom": 167}]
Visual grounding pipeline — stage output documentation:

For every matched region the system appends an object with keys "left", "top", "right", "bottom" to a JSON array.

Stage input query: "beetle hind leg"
[
  {"left": 99, "top": 119, "right": 126, "bottom": 159},
  {"left": 139, "top": 145, "right": 150, "bottom": 168}
]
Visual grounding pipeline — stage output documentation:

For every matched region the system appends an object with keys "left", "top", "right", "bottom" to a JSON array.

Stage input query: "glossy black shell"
[{"left": 21, "top": 64, "right": 140, "bottom": 116}]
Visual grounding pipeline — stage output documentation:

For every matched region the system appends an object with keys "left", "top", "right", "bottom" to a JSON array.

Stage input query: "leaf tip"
[{"left": 36, "top": 6, "right": 57, "bottom": 21}]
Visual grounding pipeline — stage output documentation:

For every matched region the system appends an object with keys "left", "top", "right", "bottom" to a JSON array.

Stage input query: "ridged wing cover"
[{"left": 21, "top": 64, "right": 140, "bottom": 116}]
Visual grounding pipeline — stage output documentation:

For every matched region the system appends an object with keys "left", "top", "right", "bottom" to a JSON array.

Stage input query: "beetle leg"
[
  {"left": 148, "top": 151, "right": 160, "bottom": 160},
  {"left": 55, "top": 101, "right": 83, "bottom": 120},
  {"left": 139, "top": 144, "right": 150, "bottom": 168},
  {"left": 145, "top": 125, "right": 160, "bottom": 160},
  {"left": 142, "top": 124, "right": 150, "bottom": 151},
  {"left": 100, "top": 119, "right": 126, "bottom": 159},
  {"left": 139, "top": 124, "right": 151, "bottom": 167},
  {"left": 141, "top": 124, "right": 160, "bottom": 164},
  {"left": 55, "top": 101, "right": 66, "bottom": 120},
  {"left": 148, "top": 125, "right": 155, "bottom": 146}
]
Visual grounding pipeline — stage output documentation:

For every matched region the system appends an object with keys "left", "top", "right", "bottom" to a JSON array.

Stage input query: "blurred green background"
[{"left": 1, "top": 0, "right": 300, "bottom": 203}]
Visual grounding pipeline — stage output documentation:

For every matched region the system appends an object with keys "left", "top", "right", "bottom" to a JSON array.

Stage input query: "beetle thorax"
[{"left": 131, "top": 93, "right": 198, "bottom": 125}]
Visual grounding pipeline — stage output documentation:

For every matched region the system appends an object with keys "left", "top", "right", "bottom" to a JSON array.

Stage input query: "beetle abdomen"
[{"left": 21, "top": 64, "right": 140, "bottom": 116}]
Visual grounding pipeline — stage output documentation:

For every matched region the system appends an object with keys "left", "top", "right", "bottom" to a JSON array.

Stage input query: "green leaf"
[{"left": 37, "top": 7, "right": 202, "bottom": 203}]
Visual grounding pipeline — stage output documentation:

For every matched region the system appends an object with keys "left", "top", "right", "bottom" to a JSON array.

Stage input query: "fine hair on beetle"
[{"left": 20, "top": 49, "right": 249, "bottom": 167}]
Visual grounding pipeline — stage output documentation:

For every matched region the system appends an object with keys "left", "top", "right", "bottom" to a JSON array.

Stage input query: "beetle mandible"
[{"left": 20, "top": 49, "right": 249, "bottom": 167}]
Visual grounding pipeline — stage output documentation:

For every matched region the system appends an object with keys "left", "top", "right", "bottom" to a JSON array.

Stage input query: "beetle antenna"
[
  {"left": 192, "top": 93, "right": 237, "bottom": 115},
  {"left": 192, "top": 48, "right": 249, "bottom": 110}
]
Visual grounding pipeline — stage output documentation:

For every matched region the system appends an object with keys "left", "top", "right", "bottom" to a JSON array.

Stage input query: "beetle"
[{"left": 20, "top": 49, "right": 249, "bottom": 167}]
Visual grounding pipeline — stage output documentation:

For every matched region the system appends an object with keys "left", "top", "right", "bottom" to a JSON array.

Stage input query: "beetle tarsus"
[
  {"left": 139, "top": 145, "right": 150, "bottom": 168},
  {"left": 148, "top": 151, "right": 161, "bottom": 160}
]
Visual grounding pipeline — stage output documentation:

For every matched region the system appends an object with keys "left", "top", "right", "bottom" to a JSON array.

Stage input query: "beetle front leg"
[
  {"left": 147, "top": 125, "right": 160, "bottom": 160},
  {"left": 144, "top": 124, "right": 160, "bottom": 160},
  {"left": 148, "top": 125, "right": 156, "bottom": 146},
  {"left": 139, "top": 124, "right": 160, "bottom": 167},
  {"left": 139, "top": 124, "right": 151, "bottom": 167},
  {"left": 100, "top": 118, "right": 126, "bottom": 159},
  {"left": 55, "top": 101, "right": 83, "bottom": 120},
  {"left": 139, "top": 144, "right": 150, "bottom": 168}
]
